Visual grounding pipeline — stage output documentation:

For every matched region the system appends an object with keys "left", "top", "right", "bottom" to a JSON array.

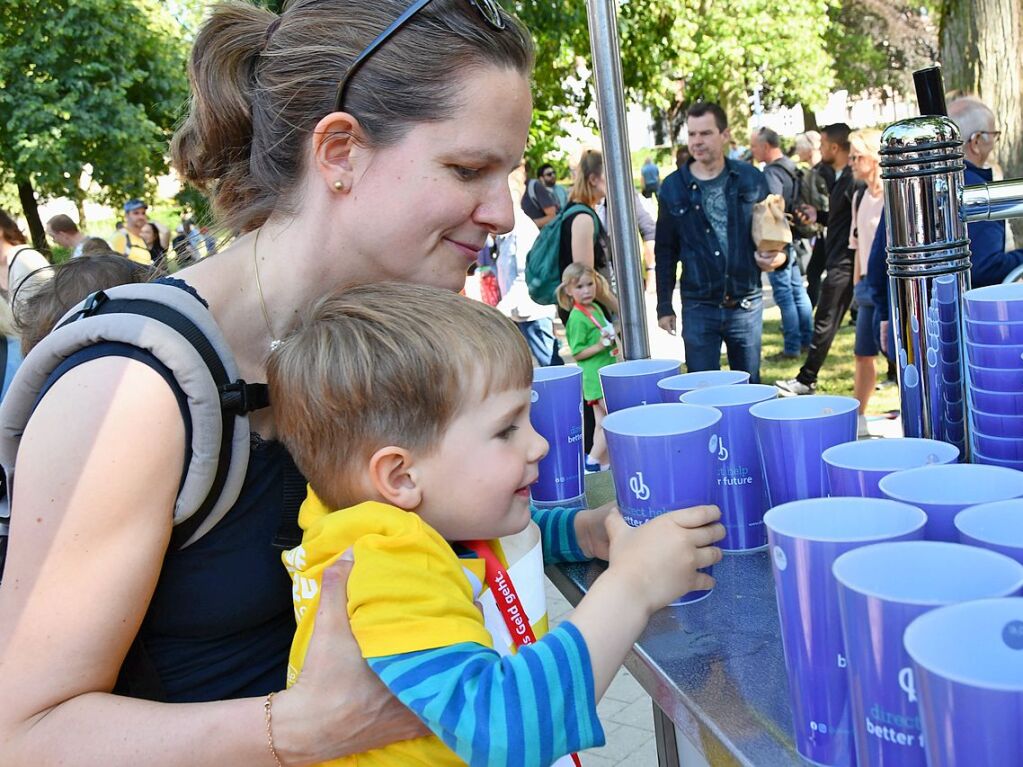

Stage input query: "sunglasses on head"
[{"left": 334, "top": 0, "right": 505, "bottom": 114}]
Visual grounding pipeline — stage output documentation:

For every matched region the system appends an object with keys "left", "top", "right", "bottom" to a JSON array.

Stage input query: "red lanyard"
[
  {"left": 462, "top": 540, "right": 583, "bottom": 767},
  {"left": 574, "top": 302, "right": 619, "bottom": 357},
  {"left": 573, "top": 301, "right": 606, "bottom": 332},
  {"left": 463, "top": 540, "right": 537, "bottom": 646}
]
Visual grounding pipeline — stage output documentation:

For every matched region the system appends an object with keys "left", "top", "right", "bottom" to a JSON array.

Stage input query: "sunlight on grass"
[{"left": 754, "top": 306, "right": 900, "bottom": 415}]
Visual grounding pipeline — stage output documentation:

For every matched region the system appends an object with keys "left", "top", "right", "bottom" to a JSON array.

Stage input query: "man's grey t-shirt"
[{"left": 695, "top": 170, "right": 729, "bottom": 257}]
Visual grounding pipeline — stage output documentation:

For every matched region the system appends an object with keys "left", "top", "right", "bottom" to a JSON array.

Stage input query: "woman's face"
[
  {"left": 849, "top": 151, "right": 878, "bottom": 182},
  {"left": 341, "top": 67, "right": 532, "bottom": 292},
  {"left": 590, "top": 172, "right": 607, "bottom": 201},
  {"left": 141, "top": 223, "right": 157, "bottom": 247}
]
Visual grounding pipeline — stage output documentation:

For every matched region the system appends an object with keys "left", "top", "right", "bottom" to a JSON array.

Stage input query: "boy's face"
[{"left": 414, "top": 386, "right": 549, "bottom": 541}]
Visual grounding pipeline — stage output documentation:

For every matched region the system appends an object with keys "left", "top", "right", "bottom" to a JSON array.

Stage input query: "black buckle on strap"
[{"left": 219, "top": 380, "right": 270, "bottom": 415}]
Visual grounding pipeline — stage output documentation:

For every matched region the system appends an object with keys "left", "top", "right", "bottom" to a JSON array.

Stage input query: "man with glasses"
[
  {"left": 521, "top": 163, "right": 562, "bottom": 229},
  {"left": 947, "top": 96, "right": 1023, "bottom": 285}
]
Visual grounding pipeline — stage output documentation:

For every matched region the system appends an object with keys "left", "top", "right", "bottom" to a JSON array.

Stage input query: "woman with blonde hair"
[{"left": 848, "top": 128, "right": 885, "bottom": 436}]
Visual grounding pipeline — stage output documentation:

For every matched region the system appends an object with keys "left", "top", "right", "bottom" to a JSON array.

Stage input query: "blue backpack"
[{"left": 524, "top": 203, "right": 601, "bottom": 305}]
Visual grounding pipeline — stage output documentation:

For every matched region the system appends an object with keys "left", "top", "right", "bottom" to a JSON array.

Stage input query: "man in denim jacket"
[{"left": 655, "top": 102, "right": 772, "bottom": 383}]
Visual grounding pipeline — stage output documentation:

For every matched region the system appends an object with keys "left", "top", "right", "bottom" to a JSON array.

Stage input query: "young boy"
[{"left": 267, "top": 283, "right": 723, "bottom": 767}]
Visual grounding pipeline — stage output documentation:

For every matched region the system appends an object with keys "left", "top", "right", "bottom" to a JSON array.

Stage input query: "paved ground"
[{"left": 545, "top": 580, "right": 659, "bottom": 766}]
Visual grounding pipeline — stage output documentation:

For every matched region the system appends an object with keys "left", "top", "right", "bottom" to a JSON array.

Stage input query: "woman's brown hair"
[
  {"left": 171, "top": 0, "right": 534, "bottom": 235},
  {"left": 0, "top": 209, "right": 27, "bottom": 246},
  {"left": 570, "top": 149, "right": 604, "bottom": 208}
]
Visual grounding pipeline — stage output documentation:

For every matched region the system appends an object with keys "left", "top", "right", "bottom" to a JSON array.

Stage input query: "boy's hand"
[
  {"left": 574, "top": 501, "right": 616, "bottom": 560},
  {"left": 604, "top": 506, "right": 724, "bottom": 614}
]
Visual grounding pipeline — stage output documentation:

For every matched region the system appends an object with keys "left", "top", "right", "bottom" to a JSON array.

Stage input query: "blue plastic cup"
[
  {"left": 973, "top": 450, "right": 1023, "bottom": 470},
  {"left": 529, "top": 367, "right": 585, "bottom": 508},
  {"left": 750, "top": 395, "right": 859, "bottom": 507},
  {"left": 966, "top": 339, "right": 1023, "bottom": 369},
  {"left": 833, "top": 542, "right": 1023, "bottom": 767},
  {"left": 765, "top": 498, "right": 927, "bottom": 767},
  {"left": 971, "top": 408, "right": 1023, "bottom": 436},
  {"left": 878, "top": 464, "right": 1023, "bottom": 542},
  {"left": 969, "top": 384, "right": 1023, "bottom": 415},
  {"left": 599, "top": 358, "right": 681, "bottom": 413},
  {"left": 966, "top": 318, "right": 1023, "bottom": 345},
  {"left": 602, "top": 403, "right": 722, "bottom": 605},
  {"left": 656, "top": 370, "right": 750, "bottom": 403},
  {"left": 964, "top": 283, "right": 1023, "bottom": 321},
  {"left": 904, "top": 598, "right": 1023, "bottom": 767},
  {"left": 973, "top": 430, "right": 1023, "bottom": 461},
  {"left": 968, "top": 363, "right": 1023, "bottom": 392},
  {"left": 822, "top": 439, "right": 960, "bottom": 499},
  {"left": 680, "top": 384, "right": 777, "bottom": 551},
  {"left": 956, "top": 499, "right": 1023, "bottom": 565}
]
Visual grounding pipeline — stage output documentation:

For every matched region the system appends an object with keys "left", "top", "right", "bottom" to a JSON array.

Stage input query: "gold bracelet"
[{"left": 264, "top": 692, "right": 284, "bottom": 767}]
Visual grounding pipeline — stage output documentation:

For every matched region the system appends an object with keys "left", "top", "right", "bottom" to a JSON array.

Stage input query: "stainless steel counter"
[{"left": 546, "top": 472, "right": 803, "bottom": 766}]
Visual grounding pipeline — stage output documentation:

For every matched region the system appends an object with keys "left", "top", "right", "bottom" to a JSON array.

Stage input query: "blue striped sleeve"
[
  {"left": 367, "top": 622, "right": 604, "bottom": 767},
  {"left": 530, "top": 505, "right": 588, "bottom": 563}
]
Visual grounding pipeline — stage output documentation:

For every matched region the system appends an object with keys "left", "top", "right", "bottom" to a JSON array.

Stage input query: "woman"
[
  {"left": 0, "top": 1, "right": 574, "bottom": 764},
  {"left": 557, "top": 149, "right": 618, "bottom": 326},
  {"left": 848, "top": 129, "right": 885, "bottom": 437},
  {"left": 140, "top": 221, "right": 167, "bottom": 268},
  {"left": 0, "top": 209, "right": 50, "bottom": 311}
]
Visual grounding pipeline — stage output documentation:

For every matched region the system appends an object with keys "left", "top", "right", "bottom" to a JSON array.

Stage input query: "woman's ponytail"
[{"left": 170, "top": 2, "right": 277, "bottom": 232}]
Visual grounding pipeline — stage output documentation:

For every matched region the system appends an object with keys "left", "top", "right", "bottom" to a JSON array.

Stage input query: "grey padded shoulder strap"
[{"left": 0, "top": 282, "right": 251, "bottom": 547}]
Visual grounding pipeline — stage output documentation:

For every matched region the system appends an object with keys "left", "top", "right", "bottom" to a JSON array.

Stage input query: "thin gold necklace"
[{"left": 252, "top": 227, "right": 281, "bottom": 352}]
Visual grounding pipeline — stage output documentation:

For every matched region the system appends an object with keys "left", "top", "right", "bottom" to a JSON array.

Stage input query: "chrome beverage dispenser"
[{"left": 882, "top": 67, "right": 1023, "bottom": 457}]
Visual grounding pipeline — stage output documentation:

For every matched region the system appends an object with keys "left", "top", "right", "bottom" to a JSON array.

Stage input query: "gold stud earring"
[{"left": 333, "top": 180, "right": 344, "bottom": 191}]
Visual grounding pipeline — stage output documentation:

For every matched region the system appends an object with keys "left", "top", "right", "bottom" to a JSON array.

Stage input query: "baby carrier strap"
[{"left": 0, "top": 281, "right": 267, "bottom": 561}]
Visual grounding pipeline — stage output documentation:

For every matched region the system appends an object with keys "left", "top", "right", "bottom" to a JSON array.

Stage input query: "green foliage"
[
  {"left": 0, "top": 0, "right": 189, "bottom": 209},
  {"left": 507, "top": 0, "right": 836, "bottom": 153},
  {"left": 826, "top": 0, "right": 940, "bottom": 97}
]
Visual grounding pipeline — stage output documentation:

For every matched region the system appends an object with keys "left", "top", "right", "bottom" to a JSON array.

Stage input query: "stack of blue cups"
[{"left": 964, "top": 283, "right": 1023, "bottom": 467}]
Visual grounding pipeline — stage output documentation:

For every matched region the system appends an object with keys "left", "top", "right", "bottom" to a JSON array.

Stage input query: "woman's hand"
[
  {"left": 273, "top": 558, "right": 428, "bottom": 764},
  {"left": 573, "top": 501, "right": 616, "bottom": 560}
]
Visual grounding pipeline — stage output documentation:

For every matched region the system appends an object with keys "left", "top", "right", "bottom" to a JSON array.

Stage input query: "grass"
[{"left": 757, "top": 304, "right": 900, "bottom": 415}]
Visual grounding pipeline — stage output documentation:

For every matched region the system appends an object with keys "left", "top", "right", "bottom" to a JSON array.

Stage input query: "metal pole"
[
  {"left": 585, "top": 0, "right": 649, "bottom": 360},
  {"left": 882, "top": 67, "right": 1023, "bottom": 457}
]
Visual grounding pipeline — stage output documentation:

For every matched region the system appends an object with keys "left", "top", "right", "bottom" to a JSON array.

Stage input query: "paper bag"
[{"left": 752, "top": 193, "right": 792, "bottom": 252}]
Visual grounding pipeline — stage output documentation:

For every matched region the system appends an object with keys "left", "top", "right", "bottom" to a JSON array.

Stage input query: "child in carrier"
[
  {"left": 267, "top": 282, "right": 723, "bottom": 767},
  {"left": 557, "top": 262, "right": 618, "bottom": 472}
]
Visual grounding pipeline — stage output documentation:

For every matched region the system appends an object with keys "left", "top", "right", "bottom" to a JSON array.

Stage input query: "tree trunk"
[
  {"left": 16, "top": 179, "right": 50, "bottom": 257},
  {"left": 801, "top": 103, "right": 818, "bottom": 131},
  {"left": 940, "top": 0, "right": 1023, "bottom": 243}
]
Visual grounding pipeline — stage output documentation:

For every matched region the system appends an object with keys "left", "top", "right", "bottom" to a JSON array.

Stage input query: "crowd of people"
[
  {"left": 0, "top": 0, "right": 1016, "bottom": 764},
  {"left": 499, "top": 95, "right": 1020, "bottom": 442}
]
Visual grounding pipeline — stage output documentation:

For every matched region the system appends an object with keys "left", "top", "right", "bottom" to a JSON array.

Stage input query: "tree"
[
  {"left": 507, "top": 0, "right": 837, "bottom": 157},
  {"left": 940, "top": 0, "right": 1023, "bottom": 242},
  {"left": 0, "top": 0, "right": 189, "bottom": 251},
  {"left": 827, "top": 0, "right": 939, "bottom": 99}
]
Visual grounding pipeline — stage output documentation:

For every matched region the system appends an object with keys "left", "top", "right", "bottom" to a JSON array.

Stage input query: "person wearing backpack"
[
  {"left": 0, "top": 210, "right": 51, "bottom": 316},
  {"left": 0, "top": 3, "right": 623, "bottom": 766},
  {"left": 751, "top": 127, "right": 813, "bottom": 360}
]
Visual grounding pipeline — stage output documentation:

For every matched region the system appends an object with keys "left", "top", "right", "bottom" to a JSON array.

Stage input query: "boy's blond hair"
[
  {"left": 555, "top": 262, "right": 613, "bottom": 312},
  {"left": 268, "top": 283, "right": 534, "bottom": 510}
]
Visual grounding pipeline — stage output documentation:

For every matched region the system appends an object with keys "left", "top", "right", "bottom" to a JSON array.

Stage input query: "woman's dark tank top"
[
  {"left": 103, "top": 279, "right": 298, "bottom": 702},
  {"left": 126, "top": 434, "right": 298, "bottom": 702}
]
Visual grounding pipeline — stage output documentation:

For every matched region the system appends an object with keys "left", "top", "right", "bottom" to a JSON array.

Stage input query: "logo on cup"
[
  {"left": 530, "top": 390, "right": 539, "bottom": 404},
  {"left": 772, "top": 545, "right": 788, "bottom": 571},
  {"left": 708, "top": 434, "right": 719, "bottom": 455},
  {"left": 716, "top": 436, "right": 729, "bottom": 462},
  {"left": 898, "top": 667, "right": 917, "bottom": 703},
  {"left": 629, "top": 472, "right": 651, "bottom": 501},
  {"left": 1003, "top": 620, "right": 1023, "bottom": 650}
]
